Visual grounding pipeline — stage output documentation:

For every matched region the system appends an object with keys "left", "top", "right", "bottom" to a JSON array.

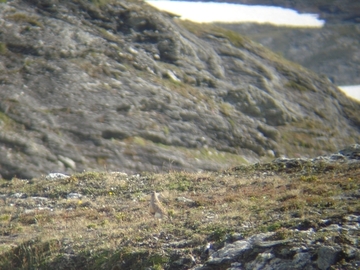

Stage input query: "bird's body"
[{"left": 150, "top": 191, "right": 166, "bottom": 219}]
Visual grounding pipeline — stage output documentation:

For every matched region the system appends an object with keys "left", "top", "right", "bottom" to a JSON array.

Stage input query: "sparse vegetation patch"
[{"left": 0, "top": 160, "right": 359, "bottom": 269}]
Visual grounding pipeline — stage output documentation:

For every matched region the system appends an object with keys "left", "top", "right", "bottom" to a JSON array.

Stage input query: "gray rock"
[
  {"left": 46, "top": 173, "right": 70, "bottom": 180},
  {"left": 339, "top": 144, "right": 360, "bottom": 160},
  {"left": 344, "top": 215, "right": 360, "bottom": 223},
  {"left": 0, "top": 0, "right": 359, "bottom": 179},
  {"left": 316, "top": 246, "right": 342, "bottom": 270},
  {"left": 58, "top": 155, "right": 76, "bottom": 170},
  {"left": 67, "top": 193, "right": 82, "bottom": 199},
  {"left": 195, "top": 228, "right": 352, "bottom": 270},
  {"left": 176, "top": 196, "right": 195, "bottom": 204},
  {"left": 11, "top": 192, "right": 26, "bottom": 198}
]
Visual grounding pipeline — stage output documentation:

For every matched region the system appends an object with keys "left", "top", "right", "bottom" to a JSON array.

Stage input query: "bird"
[{"left": 150, "top": 191, "right": 167, "bottom": 219}]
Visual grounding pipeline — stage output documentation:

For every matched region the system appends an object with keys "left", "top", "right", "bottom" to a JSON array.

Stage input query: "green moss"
[
  {"left": 133, "top": 136, "right": 147, "bottom": 146},
  {"left": 219, "top": 102, "right": 234, "bottom": 116},
  {"left": 0, "top": 239, "right": 60, "bottom": 269},
  {"left": 163, "top": 126, "right": 170, "bottom": 136},
  {"left": 167, "top": 172, "right": 193, "bottom": 191},
  {"left": 179, "top": 20, "right": 246, "bottom": 48},
  {"left": 87, "top": 223, "right": 97, "bottom": 229},
  {"left": 0, "top": 214, "right": 10, "bottom": 221},
  {"left": 0, "top": 43, "right": 7, "bottom": 55},
  {"left": 5, "top": 13, "right": 43, "bottom": 27},
  {"left": 101, "top": 249, "right": 168, "bottom": 270},
  {"left": 205, "top": 225, "right": 230, "bottom": 243},
  {"left": 156, "top": 143, "right": 248, "bottom": 166},
  {"left": 89, "top": 0, "right": 112, "bottom": 7},
  {"left": 98, "top": 27, "right": 120, "bottom": 42},
  {"left": 285, "top": 80, "right": 309, "bottom": 92},
  {"left": 68, "top": 171, "right": 106, "bottom": 182},
  {"left": 0, "top": 112, "right": 18, "bottom": 130},
  {"left": 267, "top": 222, "right": 282, "bottom": 232},
  {"left": 219, "top": 28, "right": 246, "bottom": 48},
  {"left": 300, "top": 175, "right": 318, "bottom": 182}
]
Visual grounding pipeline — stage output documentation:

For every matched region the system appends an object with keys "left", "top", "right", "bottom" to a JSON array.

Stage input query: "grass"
[
  {"left": 120, "top": 135, "right": 249, "bottom": 167},
  {"left": 219, "top": 102, "right": 234, "bottom": 116},
  {"left": 285, "top": 80, "right": 310, "bottom": 92},
  {"left": 179, "top": 20, "right": 247, "bottom": 48},
  {"left": 5, "top": 13, "right": 43, "bottom": 28},
  {"left": 0, "top": 160, "right": 359, "bottom": 269},
  {"left": 276, "top": 118, "right": 358, "bottom": 158},
  {"left": 0, "top": 111, "right": 25, "bottom": 132},
  {"left": 0, "top": 112, "right": 15, "bottom": 129},
  {"left": 0, "top": 43, "right": 7, "bottom": 55},
  {"left": 89, "top": 0, "right": 112, "bottom": 7}
]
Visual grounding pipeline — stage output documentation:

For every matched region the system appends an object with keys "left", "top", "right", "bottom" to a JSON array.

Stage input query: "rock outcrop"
[
  {"left": 0, "top": 0, "right": 359, "bottom": 179},
  {"left": 195, "top": 220, "right": 360, "bottom": 270}
]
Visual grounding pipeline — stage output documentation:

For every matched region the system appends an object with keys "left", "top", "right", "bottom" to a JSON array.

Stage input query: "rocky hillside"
[
  {"left": 217, "top": 23, "right": 360, "bottom": 86},
  {"left": 0, "top": 0, "right": 360, "bottom": 179},
  {"left": 188, "top": 0, "right": 360, "bottom": 85}
]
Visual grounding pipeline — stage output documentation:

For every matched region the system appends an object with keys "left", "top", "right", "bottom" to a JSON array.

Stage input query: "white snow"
[
  {"left": 146, "top": 1, "right": 324, "bottom": 27},
  {"left": 339, "top": 85, "right": 360, "bottom": 102}
]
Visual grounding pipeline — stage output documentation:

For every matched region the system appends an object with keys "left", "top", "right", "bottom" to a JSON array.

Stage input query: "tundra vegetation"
[{"left": 0, "top": 160, "right": 359, "bottom": 269}]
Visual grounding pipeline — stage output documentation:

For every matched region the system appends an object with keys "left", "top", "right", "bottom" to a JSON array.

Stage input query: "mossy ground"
[{"left": 0, "top": 161, "right": 359, "bottom": 269}]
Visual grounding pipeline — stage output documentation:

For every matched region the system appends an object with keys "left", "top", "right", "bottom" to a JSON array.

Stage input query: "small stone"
[
  {"left": 316, "top": 246, "right": 342, "bottom": 270},
  {"left": 320, "top": 224, "right": 342, "bottom": 232},
  {"left": 58, "top": 155, "right": 76, "bottom": 170},
  {"left": 329, "top": 154, "right": 346, "bottom": 160},
  {"left": 11, "top": 193, "right": 26, "bottom": 198},
  {"left": 165, "top": 70, "right": 181, "bottom": 82},
  {"left": 67, "top": 193, "right": 82, "bottom": 199},
  {"left": 344, "top": 215, "right": 360, "bottom": 222},
  {"left": 46, "top": 173, "right": 70, "bottom": 180},
  {"left": 128, "top": 46, "right": 138, "bottom": 55},
  {"left": 266, "top": 150, "right": 275, "bottom": 158},
  {"left": 176, "top": 196, "right": 194, "bottom": 203},
  {"left": 111, "top": 172, "right": 128, "bottom": 178}
]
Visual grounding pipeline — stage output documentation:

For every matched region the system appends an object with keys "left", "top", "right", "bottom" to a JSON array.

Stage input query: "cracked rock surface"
[{"left": 0, "top": 0, "right": 359, "bottom": 179}]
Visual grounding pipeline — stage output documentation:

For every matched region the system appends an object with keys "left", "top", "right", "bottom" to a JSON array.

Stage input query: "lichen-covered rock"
[{"left": 193, "top": 214, "right": 360, "bottom": 270}]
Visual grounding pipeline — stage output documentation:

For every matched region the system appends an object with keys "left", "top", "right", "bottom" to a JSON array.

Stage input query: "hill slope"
[
  {"left": 217, "top": 23, "right": 360, "bottom": 86},
  {"left": 0, "top": 0, "right": 359, "bottom": 179}
]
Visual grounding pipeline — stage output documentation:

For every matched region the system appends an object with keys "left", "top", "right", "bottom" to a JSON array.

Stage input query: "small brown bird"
[{"left": 150, "top": 191, "right": 166, "bottom": 219}]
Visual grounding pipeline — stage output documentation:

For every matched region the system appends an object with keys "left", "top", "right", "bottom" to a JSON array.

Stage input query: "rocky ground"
[
  {"left": 0, "top": 145, "right": 359, "bottom": 269},
  {"left": 0, "top": 0, "right": 360, "bottom": 179}
]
